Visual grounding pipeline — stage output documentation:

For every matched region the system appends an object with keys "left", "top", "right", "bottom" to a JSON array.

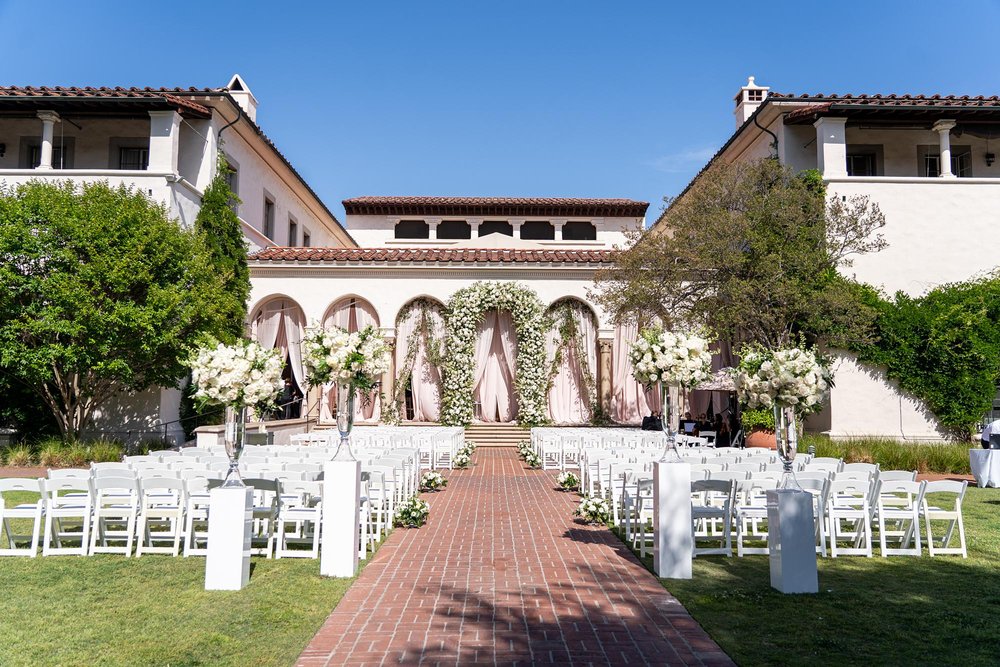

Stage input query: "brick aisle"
[{"left": 298, "top": 448, "right": 733, "bottom": 667}]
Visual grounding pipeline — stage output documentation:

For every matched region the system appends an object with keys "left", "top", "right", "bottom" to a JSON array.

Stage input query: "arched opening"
[
  {"left": 473, "top": 309, "right": 518, "bottom": 422},
  {"left": 321, "top": 296, "right": 382, "bottom": 423},
  {"left": 394, "top": 219, "right": 429, "bottom": 239},
  {"left": 249, "top": 297, "right": 307, "bottom": 420},
  {"left": 545, "top": 298, "right": 598, "bottom": 424},
  {"left": 478, "top": 220, "right": 513, "bottom": 237},
  {"left": 393, "top": 298, "right": 446, "bottom": 421},
  {"left": 610, "top": 319, "right": 662, "bottom": 424}
]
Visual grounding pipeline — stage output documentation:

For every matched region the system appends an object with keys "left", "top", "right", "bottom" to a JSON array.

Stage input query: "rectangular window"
[
  {"left": 302, "top": 230, "right": 311, "bottom": 247},
  {"left": 118, "top": 146, "right": 148, "bottom": 170},
  {"left": 263, "top": 198, "right": 275, "bottom": 239},
  {"left": 28, "top": 145, "right": 68, "bottom": 169},
  {"left": 918, "top": 145, "right": 972, "bottom": 177},
  {"left": 223, "top": 161, "right": 238, "bottom": 195},
  {"left": 288, "top": 217, "right": 298, "bottom": 246},
  {"left": 846, "top": 153, "right": 875, "bottom": 177}
]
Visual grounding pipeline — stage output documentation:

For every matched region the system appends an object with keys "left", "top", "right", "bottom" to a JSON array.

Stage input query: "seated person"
[{"left": 715, "top": 420, "right": 732, "bottom": 448}]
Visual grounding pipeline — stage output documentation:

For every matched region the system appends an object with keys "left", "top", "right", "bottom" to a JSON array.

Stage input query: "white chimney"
[
  {"left": 734, "top": 76, "right": 769, "bottom": 129},
  {"left": 225, "top": 73, "right": 258, "bottom": 123}
]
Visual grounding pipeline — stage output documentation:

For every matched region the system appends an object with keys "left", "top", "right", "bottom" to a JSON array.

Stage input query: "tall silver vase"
[
  {"left": 658, "top": 383, "right": 684, "bottom": 463},
  {"left": 334, "top": 381, "right": 356, "bottom": 461},
  {"left": 222, "top": 405, "right": 248, "bottom": 488},
  {"left": 773, "top": 403, "right": 802, "bottom": 490}
]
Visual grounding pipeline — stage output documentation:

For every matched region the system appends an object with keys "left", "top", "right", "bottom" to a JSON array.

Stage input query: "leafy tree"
[
  {"left": 194, "top": 154, "right": 249, "bottom": 343},
  {"left": 0, "top": 180, "right": 233, "bottom": 439},
  {"left": 593, "top": 159, "right": 887, "bottom": 348}
]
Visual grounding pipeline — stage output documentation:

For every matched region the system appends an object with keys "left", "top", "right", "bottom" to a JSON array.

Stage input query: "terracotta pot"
[{"left": 745, "top": 428, "right": 777, "bottom": 450}]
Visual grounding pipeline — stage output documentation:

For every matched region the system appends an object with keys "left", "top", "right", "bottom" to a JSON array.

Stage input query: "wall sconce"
[
  {"left": 986, "top": 153, "right": 995, "bottom": 167},
  {"left": 0, "top": 143, "right": 5, "bottom": 158}
]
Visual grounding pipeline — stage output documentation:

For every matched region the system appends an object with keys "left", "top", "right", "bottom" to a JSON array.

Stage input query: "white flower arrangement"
[
  {"left": 419, "top": 471, "right": 447, "bottom": 492},
  {"left": 439, "top": 282, "right": 549, "bottom": 427},
  {"left": 523, "top": 450, "right": 541, "bottom": 469},
  {"left": 556, "top": 471, "right": 580, "bottom": 491},
  {"left": 516, "top": 440, "right": 534, "bottom": 460},
  {"left": 394, "top": 496, "right": 431, "bottom": 528},
  {"left": 629, "top": 327, "right": 714, "bottom": 389},
  {"left": 734, "top": 344, "right": 833, "bottom": 413},
  {"left": 462, "top": 440, "right": 477, "bottom": 453},
  {"left": 187, "top": 340, "right": 284, "bottom": 411},
  {"left": 453, "top": 451, "right": 471, "bottom": 469},
  {"left": 302, "top": 324, "right": 390, "bottom": 392},
  {"left": 575, "top": 496, "right": 611, "bottom": 524}
]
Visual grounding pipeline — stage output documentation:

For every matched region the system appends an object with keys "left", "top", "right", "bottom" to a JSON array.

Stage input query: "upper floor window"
[
  {"left": 479, "top": 220, "right": 513, "bottom": 237},
  {"left": 302, "top": 230, "right": 311, "bottom": 247},
  {"left": 118, "top": 146, "right": 148, "bottom": 171},
  {"left": 394, "top": 219, "right": 429, "bottom": 239},
  {"left": 520, "top": 221, "right": 555, "bottom": 240},
  {"left": 747, "top": 89, "right": 764, "bottom": 102},
  {"left": 437, "top": 220, "right": 471, "bottom": 239},
  {"left": 263, "top": 198, "right": 276, "bottom": 239},
  {"left": 562, "top": 221, "right": 597, "bottom": 241},
  {"left": 20, "top": 137, "right": 74, "bottom": 169},
  {"left": 288, "top": 217, "right": 298, "bottom": 246},
  {"left": 919, "top": 145, "right": 972, "bottom": 177},
  {"left": 845, "top": 145, "right": 882, "bottom": 177}
]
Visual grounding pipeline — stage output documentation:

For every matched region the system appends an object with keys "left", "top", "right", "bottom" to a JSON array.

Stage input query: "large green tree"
[
  {"left": 594, "top": 159, "right": 887, "bottom": 348},
  {"left": 0, "top": 180, "right": 233, "bottom": 439}
]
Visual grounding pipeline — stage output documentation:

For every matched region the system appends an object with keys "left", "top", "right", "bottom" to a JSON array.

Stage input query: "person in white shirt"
[{"left": 981, "top": 419, "right": 1000, "bottom": 449}]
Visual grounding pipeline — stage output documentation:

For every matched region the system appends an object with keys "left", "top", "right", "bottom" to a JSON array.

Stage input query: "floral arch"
[
  {"left": 545, "top": 298, "right": 599, "bottom": 423},
  {"left": 390, "top": 297, "right": 447, "bottom": 422},
  {"left": 248, "top": 296, "right": 307, "bottom": 418},
  {"left": 440, "top": 281, "right": 549, "bottom": 427}
]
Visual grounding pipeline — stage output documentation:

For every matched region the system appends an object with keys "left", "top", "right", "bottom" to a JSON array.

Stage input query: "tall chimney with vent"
[
  {"left": 734, "top": 76, "right": 769, "bottom": 129},
  {"left": 225, "top": 74, "right": 258, "bottom": 122}
]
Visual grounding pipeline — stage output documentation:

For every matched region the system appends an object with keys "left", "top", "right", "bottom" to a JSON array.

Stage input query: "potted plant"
[{"left": 741, "top": 407, "right": 776, "bottom": 449}]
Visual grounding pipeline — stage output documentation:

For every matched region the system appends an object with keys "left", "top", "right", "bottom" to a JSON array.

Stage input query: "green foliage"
[
  {"left": 805, "top": 434, "right": 973, "bottom": 474},
  {"left": 848, "top": 274, "right": 1000, "bottom": 438},
  {"left": 88, "top": 439, "right": 124, "bottom": 463},
  {"left": 595, "top": 159, "right": 886, "bottom": 348},
  {"left": 4, "top": 445, "right": 33, "bottom": 466},
  {"left": 740, "top": 407, "right": 775, "bottom": 431},
  {"left": 37, "top": 438, "right": 66, "bottom": 467},
  {"left": 0, "top": 180, "right": 233, "bottom": 439}
]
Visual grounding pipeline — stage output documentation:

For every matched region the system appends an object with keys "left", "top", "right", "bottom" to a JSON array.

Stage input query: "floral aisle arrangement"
[
  {"left": 440, "top": 281, "right": 549, "bottom": 427},
  {"left": 556, "top": 471, "right": 580, "bottom": 492},
  {"left": 419, "top": 471, "right": 447, "bottom": 492},
  {"left": 394, "top": 497, "right": 431, "bottom": 528},
  {"left": 516, "top": 440, "right": 533, "bottom": 459},
  {"left": 186, "top": 339, "right": 284, "bottom": 487},
  {"left": 734, "top": 343, "right": 833, "bottom": 488},
  {"left": 523, "top": 450, "right": 541, "bottom": 469},
  {"left": 575, "top": 496, "right": 611, "bottom": 525},
  {"left": 452, "top": 440, "right": 477, "bottom": 469}
]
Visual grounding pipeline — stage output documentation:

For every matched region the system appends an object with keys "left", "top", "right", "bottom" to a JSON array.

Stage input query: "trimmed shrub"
[
  {"left": 804, "top": 435, "right": 971, "bottom": 474},
  {"left": 88, "top": 439, "right": 124, "bottom": 463},
  {"left": 5, "top": 445, "right": 34, "bottom": 467}
]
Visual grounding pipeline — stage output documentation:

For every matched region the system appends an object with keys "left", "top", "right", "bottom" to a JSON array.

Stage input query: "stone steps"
[{"left": 464, "top": 423, "right": 530, "bottom": 448}]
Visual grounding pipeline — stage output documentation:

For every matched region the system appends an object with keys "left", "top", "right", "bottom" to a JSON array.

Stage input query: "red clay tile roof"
[
  {"left": 249, "top": 247, "right": 617, "bottom": 264},
  {"left": 0, "top": 86, "right": 215, "bottom": 118},
  {"left": 343, "top": 196, "right": 648, "bottom": 217},
  {"left": 773, "top": 93, "right": 1000, "bottom": 124}
]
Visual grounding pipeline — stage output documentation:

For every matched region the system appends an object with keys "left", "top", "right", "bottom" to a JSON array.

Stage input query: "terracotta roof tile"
[
  {"left": 0, "top": 85, "right": 215, "bottom": 117},
  {"left": 343, "top": 196, "right": 648, "bottom": 217},
  {"left": 249, "top": 247, "right": 616, "bottom": 264}
]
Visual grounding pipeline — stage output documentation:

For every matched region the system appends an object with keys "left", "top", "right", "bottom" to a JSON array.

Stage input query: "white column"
[
  {"left": 35, "top": 111, "right": 60, "bottom": 170},
  {"left": 427, "top": 217, "right": 441, "bottom": 240},
  {"left": 148, "top": 110, "right": 181, "bottom": 174},
  {"left": 933, "top": 119, "right": 957, "bottom": 178},
  {"left": 511, "top": 218, "right": 524, "bottom": 239},
  {"left": 652, "top": 460, "right": 693, "bottom": 579},
  {"left": 320, "top": 459, "right": 361, "bottom": 577},
  {"left": 813, "top": 117, "right": 848, "bottom": 179},
  {"left": 204, "top": 486, "right": 253, "bottom": 590},
  {"left": 553, "top": 219, "right": 566, "bottom": 241},
  {"left": 469, "top": 218, "right": 482, "bottom": 237}
]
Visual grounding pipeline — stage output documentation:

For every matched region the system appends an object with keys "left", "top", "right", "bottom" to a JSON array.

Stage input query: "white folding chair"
[
  {"left": 274, "top": 480, "right": 322, "bottom": 559},
  {"left": 690, "top": 479, "right": 735, "bottom": 557},
  {"left": 182, "top": 476, "right": 214, "bottom": 557},
  {"left": 136, "top": 477, "right": 185, "bottom": 557},
  {"left": 725, "top": 463, "right": 761, "bottom": 475},
  {"left": 826, "top": 479, "right": 875, "bottom": 557},
  {"left": 877, "top": 479, "right": 926, "bottom": 557},
  {"left": 243, "top": 478, "right": 282, "bottom": 558},
  {"left": 89, "top": 476, "right": 140, "bottom": 556},
  {"left": 797, "top": 477, "right": 829, "bottom": 557},
  {"left": 42, "top": 477, "right": 93, "bottom": 556},
  {"left": 0, "top": 478, "right": 46, "bottom": 557},
  {"left": 734, "top": 477, "right": 778, "bottom": 557},
  {"left": 922, "top": 480, "right": 968, "bottom": 557}
]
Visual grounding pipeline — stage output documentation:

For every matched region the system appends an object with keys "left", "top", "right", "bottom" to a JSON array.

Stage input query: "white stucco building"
[{"left": 661, "top": 77, "right": 1000, "bottom": 438}]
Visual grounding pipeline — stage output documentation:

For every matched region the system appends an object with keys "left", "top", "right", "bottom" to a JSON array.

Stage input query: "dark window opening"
[
  {"left": 562, "top": 221, "right": 597, "bottom": 241},
  {"left": 437, "top": 220, "right": 471, "bottom": 239},
  {"left": 118, "top": 146, "right": 148, "bottom": 170},
  {"left": 520, "top": 221, "right": 555, "bottom": 240},
  {"left": 263, "top": 198, "right": 275, "bottom": 239},
  {"left": 288, "top": 218, "right": 298, "bottom": 246},
  {"left": 479, "top": 220, "right": 513, "bottom": 236},
  {"left": 846, "top": 153, "right": 876, "bottom": 177},
  {"left": 302, "top": 231, "right": 311, "bottom": 247},
  {"left": 395, "top": 219, "right": 429, "bottom": 239}
]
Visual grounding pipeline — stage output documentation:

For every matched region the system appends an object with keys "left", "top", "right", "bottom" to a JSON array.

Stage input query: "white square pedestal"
[
  {"left": 205, "top": 486, "right": 253, "bottom": 591},
  {"left": 766, "top": 489, "right": 819, "bottom": 594},
  {"left": 653, "top": 460, "right": 693, "bottom": 579},
  {"left": 320, "top": 459, "right": 361, "bottom": 578}
]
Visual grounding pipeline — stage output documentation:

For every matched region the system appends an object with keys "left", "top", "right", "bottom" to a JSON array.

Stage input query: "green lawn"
[
  {"left": 652, "top": 487, "right": 1000, "bottom": 666},
  {"left": 0, "top": 492, "right": 358, "bottom": 667}
]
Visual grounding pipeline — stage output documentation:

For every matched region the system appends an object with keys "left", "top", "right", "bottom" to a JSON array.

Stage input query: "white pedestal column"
[
  {"left": 652, "top": 460, "right": 693, "bottom": 579},
  {"left": 35, "top": 111, "right": 60, "bottom": 170},
  {"left": 766, "top": 489, "right": 819, "bottom": 594},
  {"left": 320, "top": 459, "right": 361, "bottom": 578},
  {"left": 205, "top": 486, "right": 253, "bottom": 591}
]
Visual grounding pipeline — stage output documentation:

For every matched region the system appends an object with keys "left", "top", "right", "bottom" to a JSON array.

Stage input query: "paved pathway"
[{"left": 298, "top": 448, "right": 733, "bottom": 666}]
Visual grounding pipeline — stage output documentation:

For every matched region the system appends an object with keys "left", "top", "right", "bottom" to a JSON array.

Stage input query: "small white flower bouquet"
[
  {"left": 302, "top": 324, "right": 390, "bottom": 392},
  {"left": 453, "top": 451, "right": 471, "bottom": 469},
  {"left": 575, "top": 496, "right": 611, "bottom": 525},
  {"left": 523, "top": 450, "right": 541, "bottom": 469},
  {"left": 516, "top": 440, "right": 533, "bottom": 460},
  {"left": 556, "top": 471, "right": 580, "bottom": 492},
  {"left": 420, "top": 471, "right": 447, "bottom": 492},
  {"left": 187, "top": 339, "right": 284, "bottom": 412},
  {"left": 629, "top": 327, "right": 714, "bottom": 388},
  {"left": 394, "top": 497, "right": 430, "bottom": 528},
  {"left": 733, "top": 343, "right": 833, "bottom": 413}
]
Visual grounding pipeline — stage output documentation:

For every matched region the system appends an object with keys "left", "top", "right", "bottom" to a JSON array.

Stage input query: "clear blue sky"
[{"left": 2, "top": 0, "right": 999, "bottom": 221}]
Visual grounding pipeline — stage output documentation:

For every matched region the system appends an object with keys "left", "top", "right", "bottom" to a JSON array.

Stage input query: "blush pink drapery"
[
  {"left": 473, "top": 310, "right": 518, "bottom": 422},
  {"left": 687, "top": 340, "right": 735, "bottom": 417},
  {"left": 611, "top": 321, "right": 662, "bottom": 424},
  {"left": 250, "top": 299, "right": 306, "bottom": 396},
  {"left": 321, "top": 298, "right": 381, "bottom": 422},
  {"left": 545, "top": 303, "right": 598, "bottom": 424},
  {"left": 395, "top": 305, "right": 445, "bottom": 421}
]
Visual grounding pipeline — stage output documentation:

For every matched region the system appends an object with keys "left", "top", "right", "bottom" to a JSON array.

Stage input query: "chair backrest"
[
  {"left": 179, "top": 469, "right": 222, "bottom": 481},
  {"left": 726, "top": 463, "right": 761, "bottom": 474},
  {"left": 922, "top": 479, "right": 968, "bottom": 503},
  {"left": 802, "top": 461, "right": 841, "bottom": 474},
  {"left": 157, "top": 450, "right": 183, "bottom": 459},
  {"left": 42, "top": 477, "right": 92, "bottom": 500},
  {"left": 48, "top": 468, "right": 91, "bottom": 480},
  {"left": 124, "top": 455, "right": 159, "bottom": 465},
  {"left": 841, "top": 462, "right": 879, "bottom": 474},
  {"left": 92, "top": 476, "right": 139, "bottom": 496},
  {"left": 742, "top": 447, "right": 772, "bottom": 457},
  {"left": 832, "top": 470, "right": 871, "bottom": 483},
  {"left": 879, "top": 470, "right": 918, "bottom": 482},
  {"left": 140, "top": 477, "right": 185, "bottom": 502},
  {"left": 796, "top": 477, "right": 829, "bottom": 503},
  {"left": 796, "top": 471, "right": 832, "bottom": 483},
  {"left": 878, "top": 479, "right": 925, "bottom": 506},
  {"left": 180, "top": 448, "right": 209, "bottom": 457},
  {"left": 737, "top": 477, "right": 778, "bottom": 495},
  {"left": 184, "top": 477, "right": 212, "bottom": 495},
  {"left": 708, "top": 470, "right": 749, "bottom": 484},
  {"left": 690, "top": 463, "right": 724, "bottom": 474},
  {"left": 0, "top": 477, "right": 44, "bottom": 495},
  {"left": 281, "top": 479, "right": 322, "bottom": 504},
  {"left": 827, "top": 478, "right": 870, "bottom": 500}
]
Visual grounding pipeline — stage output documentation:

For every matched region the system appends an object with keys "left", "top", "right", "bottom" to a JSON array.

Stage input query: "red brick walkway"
[{"left": 298, "top": 448, "right": 733, "bottom": 666}]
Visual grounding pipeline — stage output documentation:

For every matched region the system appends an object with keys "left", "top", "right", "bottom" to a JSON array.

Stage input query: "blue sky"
[{"left": 2, "top": 0, "right": 1000, "bottom": 220}]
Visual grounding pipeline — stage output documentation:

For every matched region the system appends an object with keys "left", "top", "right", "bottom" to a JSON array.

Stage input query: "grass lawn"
[
  {"left": 648, "top": 487, "right": 1000, "bottom": 666},
  {"left": 0, "top": 492, "right": 358, "bottom": 667}
]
